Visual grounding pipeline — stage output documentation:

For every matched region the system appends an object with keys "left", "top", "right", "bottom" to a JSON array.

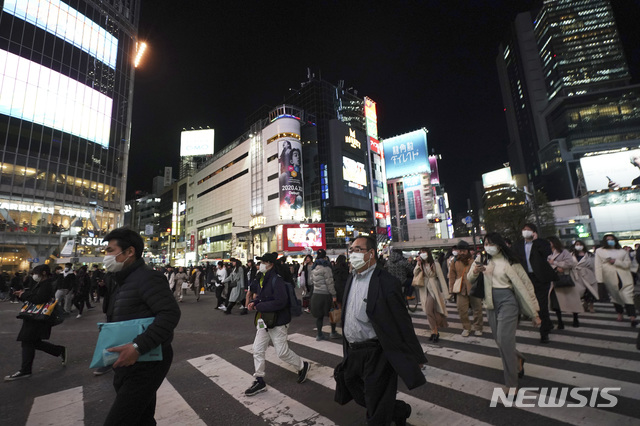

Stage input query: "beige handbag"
[
  {"left": 411, "top": 268, "right": 424, "bottom": 287},
  {"left": 451, "top": 277, "right": 463, "bottom": 293}
]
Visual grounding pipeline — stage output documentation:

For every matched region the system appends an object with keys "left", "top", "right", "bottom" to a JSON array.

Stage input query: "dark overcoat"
[{"left": 17, "top": 277, "right": 55, "bottom": 342}]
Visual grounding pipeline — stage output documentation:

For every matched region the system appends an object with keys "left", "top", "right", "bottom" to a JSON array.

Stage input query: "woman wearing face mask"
[
  {"left": 569, "top": 241, "right": 599, "bottom": 313},
  {"left": 594, "top": 234, "right": 637, "bottom": 326},
  {"left": 468, "top": 233, "right": 540, "bottom": 389},
  {"left": 414, "top": 248, "right": 449, "bottom": 342},
  {"left": 547, "top": 236, "right": 581, "bottom": 328},
  {"left": 4, "top": 264, "right": 67, "bottom": 381}
]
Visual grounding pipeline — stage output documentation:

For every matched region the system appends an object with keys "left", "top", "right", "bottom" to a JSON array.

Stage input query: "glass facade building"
[{"left": 0, "top": 0, "right": 140, "bottom": 271}]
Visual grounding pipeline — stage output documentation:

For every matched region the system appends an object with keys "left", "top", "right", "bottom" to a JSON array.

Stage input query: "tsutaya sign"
[
  {"left": 0, "top": 201, "right": 91, "bottom": 218},
  {"left": 345, "top": 129, "right": 362, "bottom": 150}
]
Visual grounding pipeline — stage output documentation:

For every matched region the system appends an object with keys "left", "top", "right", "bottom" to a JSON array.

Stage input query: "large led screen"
[
  {"left": 278, "top": 138, "right": 304, "bottom": 220},
  {"left": 3, "top": 0, "right": 119, "bottom": 69},
  {"left": 283, "top": 224, "right": 326, "bottom": 251},
  {"left": 180, "top": 129, "right": 215, "bottom": 156},
  {"left": 343, "top": 156, "right": 368, "bottom": 197},
  {"left": 0, "top": 50, "right": 113, "bottom": 147},
  {"left": 580, "top": 149, "right": 640, "bottom": 191},
  {"left": 429, "top": 155, "right": 440, "bottom": 185},
  {"left": 589, "top": 189, "right": 640, "bottom": 232},
  {"left": 403, "top": 175, "right": 424, "bottom": 220},
  {"left": 383, "top": 129, "right": 429, "bottom": 179},
  {"left": 482, "top": 167, "right": 513, "bottom": 188}
]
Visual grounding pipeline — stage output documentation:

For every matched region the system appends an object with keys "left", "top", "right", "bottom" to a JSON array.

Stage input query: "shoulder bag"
[
  {"left": 554, "top": 274, "right": 575, "bottom": 288},
  {"left": 411, "top": 267, "right": 424, "bottom": 287},
  {"left": 470, "top": 274, "right": 485, "bottom": 299},
  {"left": 17, "top": 299, "right": 58, "bottom": 322}
]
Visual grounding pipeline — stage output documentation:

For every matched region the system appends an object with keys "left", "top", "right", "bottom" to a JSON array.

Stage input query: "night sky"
[{"left": 128, "top": 0, "right": 640, "bottom": 215}]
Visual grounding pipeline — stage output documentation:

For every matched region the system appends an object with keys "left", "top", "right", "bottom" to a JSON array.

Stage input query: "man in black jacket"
[
  {"left": 100, "top": 228, "right": 181, "bottom": 426},
  {"left": 336, "top": 236, "right": 427, "bottom": 425},
  {"left": 514, "top": 223, "right": 556, "bottom": 343}
]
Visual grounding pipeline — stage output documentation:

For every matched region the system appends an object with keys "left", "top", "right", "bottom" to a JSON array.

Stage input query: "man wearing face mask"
[
  {"left": 244, "top": 253, "right": 310, "bottom": 396},
  {"left": 336, "top": 236, "right": 426, "bottom": 426},
  {"left": 4, "top": 264, "right": 67, "bottom": 381},
  {"left": 99, "top": 227, "right": 181, "bottom": 426},
  {"left": 514, "top": 223, "right": 556, "bottom": 343}
]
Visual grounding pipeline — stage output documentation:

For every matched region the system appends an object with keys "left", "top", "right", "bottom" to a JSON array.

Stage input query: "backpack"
[{"left": 271, "top": 276, "right": 302, "bottom": 317}]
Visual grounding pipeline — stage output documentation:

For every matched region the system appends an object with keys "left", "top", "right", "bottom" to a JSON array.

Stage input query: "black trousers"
[
  {"left": 613, "top": 303, "right": 636, "bottom": 317},
  {"left": 343, "top": 344, "right": 408, "bottom": 425},
  {"left": 21, "top": 340, "right": 64, "bottom": 374},
  {"left": 529, "top": 273, "right": 552, "bottom": 336},
  {"left": 215, "top": 285, "right": 226, "bottom": 307},
  {"left": 104, "top": 345, "right": 173, "bottom": 426}
]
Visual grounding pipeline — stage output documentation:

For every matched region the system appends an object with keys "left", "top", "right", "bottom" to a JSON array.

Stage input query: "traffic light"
[{"left": 428, "top": 218, "right": 442, "bottom": 223}]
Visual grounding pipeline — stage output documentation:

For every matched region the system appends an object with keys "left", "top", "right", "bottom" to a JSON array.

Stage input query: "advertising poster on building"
[
  {"left": 429, "top": 155, "right": 440, "bottom": 185},
  {"left": 580, "top": 149, "right": 640, "bottom": 191},
  {"left": 283, "top": 224, "right": 326, "bottom": 251},
  {"left": 403, "top": 175, "right": 424, "bottom": 221},
  {"left": 383, "top": 129, "right": 430, "bottom": 179},
  {"left": 278, "top": 138, "right": 305, "bottom": 220}
]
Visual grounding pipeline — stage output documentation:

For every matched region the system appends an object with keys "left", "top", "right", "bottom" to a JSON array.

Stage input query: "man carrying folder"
[{"left": 100, "top": 228, "right": 181, "bottom": 426}]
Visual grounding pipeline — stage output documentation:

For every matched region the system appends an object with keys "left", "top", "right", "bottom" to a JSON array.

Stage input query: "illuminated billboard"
[
  {"left": 403, "top": 175, "right": 424, "bottom": 220},
  {"left": 3, "top": 0, "right": 119, "bottom": 69},
  {"left": 383, "top": 129, "right": 429, "bottom": 179},
  {"left": 429, "top": 155, "right": 440, "bottom": 185},
  {"left": 589, "top": 189, "right": 640, "bottom": 232},
  {"left": 278, "top": 138, "right": 305, "bottom": 220},
  {"left": 282, "top": 224, "right": 326, "bottom": 251},
  {"left": 364, "top": 97, "right": 378, "bottom": 139},
  {"left": 580, "top": 149, "right": 640, "bottom": 191},
  {"left": 343, "top": 156, "right": 367, "bottom": 192},
  {"left": 0, "top": 50, "right": 113, "bottom": 147},
  {"left": 482, "top": 167, "right": 513, "bottom": 188},
  {"left": 180, "top": 129, "right": 215, "bottom": 157}
]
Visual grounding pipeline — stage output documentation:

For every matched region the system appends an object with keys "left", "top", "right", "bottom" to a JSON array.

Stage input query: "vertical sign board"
[
  {"left": 364, "top": 97, "right": 378, "bottom": 139},
  {"left": 164, "top": 166, "right": 172, "bottom": 188},
  {"left": 403, "top": 175, "right": 424, "bottom": 220},
  {"left": 382, "top": 129, "right": 430, "bottom": 180},
  {"left": 429, "top": 156, "right": 440, "bottom": 185},
  {"left": 278, "top": 137, "right": 305, "bottom": 220}
]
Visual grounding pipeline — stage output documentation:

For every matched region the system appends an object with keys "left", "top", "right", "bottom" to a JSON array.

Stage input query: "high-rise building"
[
  {"left": 0, "top": 0, "right": 141, "bottom": 270},
  {"left": 497, "top": 0, "right": 640, "bottom": 202}
]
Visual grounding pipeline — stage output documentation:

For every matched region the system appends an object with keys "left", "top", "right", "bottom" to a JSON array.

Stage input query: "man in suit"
[
  {"left": 336, "top": 236, "right": 427, "bottom": 425},
  {"left": 514, "top": 223, "right": 556, "bottom": 343}
]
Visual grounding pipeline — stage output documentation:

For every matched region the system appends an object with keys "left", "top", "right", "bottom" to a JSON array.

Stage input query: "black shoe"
[
  {"left": 434, "top": 333, "right": 440, "bottom": 343},
  {"left": 394, "top": 402, "right": 412, "bottom": 426},
  {"left": 631, "top": 320, "right": 638, "bottom": 328},
  {"left": 540, "top": 335, "right": 550, "bottom": 344},
  {"left": 93, "top": 366, "right": 112, "bottom": 376},
  {"left": 245, "top": 379, "right": 267, "bottom": 396},
  {"left": 224, "top": 309, "right": 231, "bottom": 315},
  {"left": 4, "top": 371, "right": 31, "bottom": 381},
  {"left": 572, "top": 318, "right": 580, "bottom": 328},
  {"left": 240, "top": 309, "right": 248, "bottom": 315},
  {"left": 557, "top": 321, "right": 564, "bottom": 330},
  {"left": 297, "top": 361, "right": 310, "bottom": 383},
  {"left": 518, "top": 359, "right": 525, "bottom": 378},
  {"left": 429, "top": 334, "right": 436, "bottom": 341},
  {"left": 60, "top": 347, "right": 68, "bottom": 366}
]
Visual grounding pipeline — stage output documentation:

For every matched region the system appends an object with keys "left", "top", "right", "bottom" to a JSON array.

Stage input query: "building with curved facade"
[{"left": 0, "top": 0, "right": 140, "bottom": 272}]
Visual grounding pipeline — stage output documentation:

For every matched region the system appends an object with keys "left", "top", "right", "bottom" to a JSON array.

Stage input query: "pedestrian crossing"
[{"left": 21, "top": 302, "right": 640, "bottom": 426}]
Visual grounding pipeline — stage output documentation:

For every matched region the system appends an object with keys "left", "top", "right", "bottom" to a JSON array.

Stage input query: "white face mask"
[
  {"left": 103, "top": 251, "right": 127, "bottom": 273},
  {"left": 32, "top": 274, "right": 41, "bottom": 282},
  {"left": 420, "top": 253, "right": 428, "bottom": 260},
  {"left": 574, "top": 245, "right": 584, "bottom": 251},
  {"left": 350, "top": 253, "right": 367, "bottom": 271},
  {"left": 259, "top": 264, "right": 267, "bottom": 273},
  {"left": 485, "top": 245, "right": 499, "bottom": 256},
  {"left": 452, "top": 250, "right": 459, "bottom": 257},
  {"left": 522, "top": 230, "right": 534, "bottom": 239}
]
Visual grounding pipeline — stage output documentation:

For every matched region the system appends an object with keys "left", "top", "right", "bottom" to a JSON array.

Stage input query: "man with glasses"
[{"left": 336, "top": 236, "right": 426, "bottom": 425}]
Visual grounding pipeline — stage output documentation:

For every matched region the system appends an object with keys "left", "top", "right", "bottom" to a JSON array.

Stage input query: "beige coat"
[
  {"left": 468, "top": 257, "right": 540, "bottom": 320},
  {"left": 569, "top": 253, "right": 599, "bottom": 300},
  {"left": 548, "top": 249, "right": 583, "bottom": 313},
  {"left": 414, "top": 262, "right": 449, "bottom": 316},
  {"left": 594, "top": 247, "right": 634, "bottom": 305}
]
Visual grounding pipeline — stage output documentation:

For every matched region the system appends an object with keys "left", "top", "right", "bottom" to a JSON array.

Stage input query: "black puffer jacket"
[{"left": 105, "top": 258, "right": 181, "bottom": 355}]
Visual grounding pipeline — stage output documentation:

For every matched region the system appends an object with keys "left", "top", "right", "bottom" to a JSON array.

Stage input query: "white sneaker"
[
  {"left": 76, "top": 314, "right": 82, "bottom": 319},
  {"left": 219, "top": 305, "right": 227, "bottom": 311},
  {"left": 474, "top": 330, "right": 483, "bottom": 337},
  {"left": 461, "top": 329, "right": 470, "bottom": 337}
]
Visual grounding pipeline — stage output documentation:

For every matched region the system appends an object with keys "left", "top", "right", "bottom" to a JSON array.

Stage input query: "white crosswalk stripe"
[{"left": 21, "top": 303, "right": 639, "bottom": 425}]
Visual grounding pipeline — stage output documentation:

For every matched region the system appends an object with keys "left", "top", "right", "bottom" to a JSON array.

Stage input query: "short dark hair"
[
  {"left": 522, "top": 223, "right": 537, "bottom": 233},
  {"left": 103, "top": 227, "right": 144, "bottom": 259},
  {"left": 65, "top": 262, "right": 72, "bottom": 268},
  {"left": 355, "top": 235, "right": 377, "bottom": 257},
  {"left": 33, "top": 264, "right": 51, "bottom": 276}
]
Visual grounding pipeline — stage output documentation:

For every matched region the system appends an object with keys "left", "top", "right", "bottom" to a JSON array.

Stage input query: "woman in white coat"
[
  {"left": 468, "top": 232, "right": 541, "bottom": 389},
  {"left": 595, "top": 234, "right": 637, "bottom": 327},
  {"left": 569, "top": 241, "right": 599, "bottom": 313},
  {"left": 547, "top": 236, "right": 581, "bottom": 328},
  {"left": 414, "top": 247, "right": 449, "bottom": 342}
]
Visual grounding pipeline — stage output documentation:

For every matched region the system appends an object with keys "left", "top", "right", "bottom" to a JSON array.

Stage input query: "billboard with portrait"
[
  {"left": 282, "top": 224, "right": 326, "bottom": 251},
  {"left": 383, "top": 129, "right": 429, "bottom": 179},
  {"left": 429, "top": 155, "right": 440, "bottom": 185},
  {"left": 278, "top": 138, "right": 305, "bottom": 220},
  {"left": 403, "top": 175, "right": 424, "bottom": 221},
  {"left": 343, "top": 156, "right": 367, "bottom": 196},
  {"left": 580, "top": 149, "right": 640, "bottom": 191}
]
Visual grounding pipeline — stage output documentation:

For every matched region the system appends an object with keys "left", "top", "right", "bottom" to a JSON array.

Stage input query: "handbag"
[
  {"left": 17, "top": 299, "right": 58, "bottom": 322},
  {"left": 554, "top": 274, "right": 575, "bottom": 288},
  {"left": 51, "top": 301, "right": 65, "bottom": 326},
  {"left": 329, "top": 302, "right": 342, "bottom": 324},
  {"left": 90, "top": 317, "right": 163, "bottom": 368},
  {"left": 411, "top": 268, "right": 424, "bottom": 287},
  {"left": 451, "top": 277, "right": 463, "bottom": 293},
  {"left": 470, "top": 273, "right": 485, "bottom": 299}
]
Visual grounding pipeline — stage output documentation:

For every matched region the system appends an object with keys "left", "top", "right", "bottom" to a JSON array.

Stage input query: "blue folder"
[{"left": 90, "top": 317, "right": 163, "bottom": 368}]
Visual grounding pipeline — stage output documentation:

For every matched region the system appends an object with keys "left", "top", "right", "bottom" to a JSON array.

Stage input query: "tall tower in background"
[{"left": 0, "top": 0, "right": 141, "bottom": 269}]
